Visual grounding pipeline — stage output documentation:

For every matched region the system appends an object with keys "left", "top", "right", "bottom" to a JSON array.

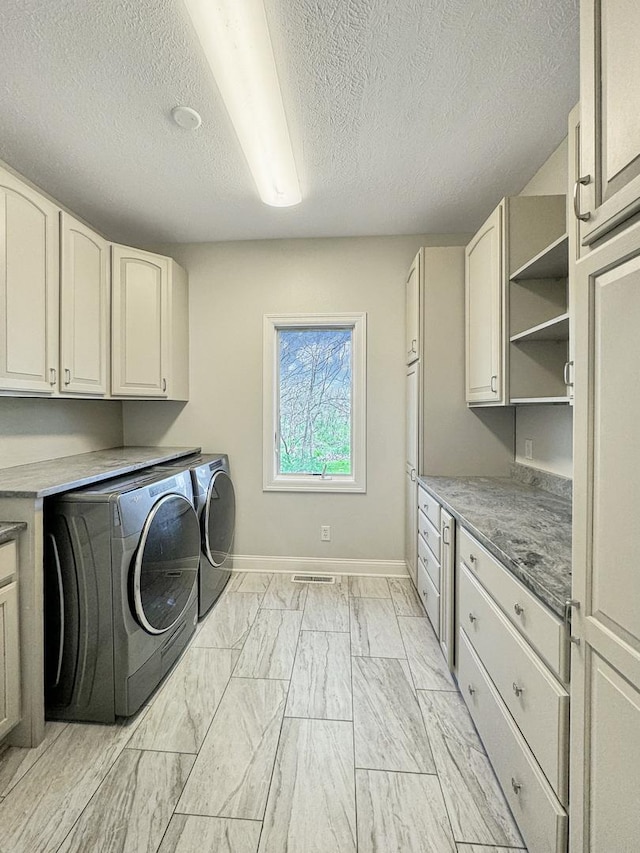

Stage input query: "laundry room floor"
[{"left": 0, "top": 573, "right": 527, "bottom": 853}]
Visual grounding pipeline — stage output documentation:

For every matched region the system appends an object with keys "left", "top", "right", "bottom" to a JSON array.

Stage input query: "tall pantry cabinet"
[{"left": 569, "top": 2, "right": 640, "bottom": 850}]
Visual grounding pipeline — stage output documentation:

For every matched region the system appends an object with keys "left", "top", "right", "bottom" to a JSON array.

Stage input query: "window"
[{"left": 263, "top": 313, "right": 366, "bottom": 492}]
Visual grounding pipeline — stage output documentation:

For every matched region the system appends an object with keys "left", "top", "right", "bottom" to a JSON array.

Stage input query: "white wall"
[
  {"left": 515, "top": 134, "right": 574, "bottom": 477},
  {"left": 0, "top": 398, "right": 123, "bottom": 469},
  {"left": 124, "top": 235, "right": 465, "bottom": 565}
]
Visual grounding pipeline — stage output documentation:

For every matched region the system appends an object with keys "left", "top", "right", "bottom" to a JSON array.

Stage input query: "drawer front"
[
  {"left": 417, "top": 485, "right": 440, "bottom": 529},
  {"left": 460, "top": 565, "right": 569, "bottom": 803},
  {"left": 458, "top": 629, "right": 568, "bottom": 853},
  {"left": 417, "top": 557, "right": 440, "bottom": 636},
  {"left": 417, "top": 509, "right": 441, "bottom": 560},
  {"left": 459, "top": 526, "right": 566, "bottom": 679},
  {"left": 0, "top": 540, "right": 17, "bottom": 585},
  {"left": 418, "top": 531, "right": 440, "bottom": 589}
]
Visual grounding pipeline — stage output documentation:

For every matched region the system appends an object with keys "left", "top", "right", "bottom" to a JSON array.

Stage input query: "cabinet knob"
[
  {"left": 511, "top": 777, "right": 522, "bottom": 795},
  {"left": 573, "top": 174, "right": 592, "bottom": 222},
  {"left": 468, "top": 612, "right": 477, "bottom": 624},
  {"left": 512, "top": 681, "right": 524, "bottom": 698},
  {"left": 469, "top": 554, "right": 477, "bottom": 565},
  {"left": 467, "top": 684, "right": 475, "bottom": 696},
  {"left": 514, "top": 603, "right": 524, "bottom": 617}
]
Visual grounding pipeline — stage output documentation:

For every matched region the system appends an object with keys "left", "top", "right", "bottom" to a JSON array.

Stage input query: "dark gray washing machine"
[
  {"left": 44, "top": 468, "right": 201, "bottom": 723},
  {"left": 154, "top": 453, "right": 235, "bottom": 617}
]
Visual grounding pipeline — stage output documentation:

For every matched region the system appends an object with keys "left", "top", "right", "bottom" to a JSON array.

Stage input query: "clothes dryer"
[
  {"left": 44, "top": 468, "right": 201, "bottom": 723},
  {"left": 154, "top": 453, "right": 235, "bottom": 617}
]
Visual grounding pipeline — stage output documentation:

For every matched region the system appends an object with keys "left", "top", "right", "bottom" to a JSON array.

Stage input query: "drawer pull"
[
  {"left": 467, "top": 684, "right": 476, "bottom": 696},
  {"left": 469, "top": 553, "right": 477, "bottom": 565},
  {"left": 423, "top": 528, "right": 429, "bottom": 540},
  {"left": 514, "top": 603, "right": 524, "bottom": 617},
  {"left": 511, "top": 777, "right": 522, "bottom": 795},
  {"left": 512, "top": 682, "right": 524, "bottom": 698},
  {"left": 442, "top": 525, "right": 450, "bottom": 546},
  {"left": 468, "top": 612, "right": 477, "bottom": 624}
]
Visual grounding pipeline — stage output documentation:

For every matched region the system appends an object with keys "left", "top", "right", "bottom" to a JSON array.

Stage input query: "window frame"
[{"left": 263, "top": 312, "right": 367, "bottom": 493}]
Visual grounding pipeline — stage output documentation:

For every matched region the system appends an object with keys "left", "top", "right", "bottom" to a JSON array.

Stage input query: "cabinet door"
[
  {"left": 465, "top": 204, "right": 503, "bottom": 403},
  {"left": 111, "top": 245, "right": 169, "bottom": 397},
  {"left": 0, "top": 581, "right": 20, "bottom": 740},
  {"left": 0, "top": 167, "right": 59, "bottom": 393},
  {"left": 405, "top": 468, "right": 417, "bottom": 586},
  {"left": 580, "top": 0, "right": 640, "bottom": 245},
  {"left": 566, "top": 103, "right": 582, "bottom": 404},
  {"left": 60, "top": 213, "right": 109, "bottom": 395},
  {"left": 406, "top": 361, "right": 419, "bottom": 470},
  {"left": 405, "top": 251, "right": 420, "bottom": 364},
  {"left": 570, "top": 221, "right": 640, "bottom": 851},
  {"left": 439, "top": 508, "right": 455, "bottom": 671}
]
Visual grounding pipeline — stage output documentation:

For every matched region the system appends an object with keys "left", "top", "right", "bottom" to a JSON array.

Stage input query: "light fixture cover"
[{"left": 183, "top": 0, "right": 302, "bottom": 207}]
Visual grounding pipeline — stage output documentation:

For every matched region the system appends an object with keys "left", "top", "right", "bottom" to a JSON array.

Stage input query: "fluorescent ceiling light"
[{"left": 183, "top": 0, "right": 302, "bottom": 207}]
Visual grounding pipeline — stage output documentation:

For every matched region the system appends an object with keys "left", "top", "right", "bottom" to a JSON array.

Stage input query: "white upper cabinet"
[
  {"left": 0, "top": 165, "right": 59, "bottom": 394},
  {"left": 60, "top": 213, "right": 109, "bottom": 396},
  {"left": 579, "top": 0, "right": 640, "bottom": 245},
  {"left": 405, "top": 252, "right": 420, "bottom": 364},
  {"left": 465, "top": 203, "right": 503, "bottom": 404},
  {"left": 111, "top": 245, "right": 189, "bottom": 400}
]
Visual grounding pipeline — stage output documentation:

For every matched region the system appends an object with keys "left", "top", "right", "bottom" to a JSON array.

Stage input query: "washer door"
[
  {"left": 132, "top": 494, "right": 200, "bottom": 635},
  {"left": 204, "top": 470, "right": 236, "bottom": 567}
]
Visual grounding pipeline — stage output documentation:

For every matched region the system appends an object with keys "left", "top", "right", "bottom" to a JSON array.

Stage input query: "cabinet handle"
[
  {"left": 442, "top": 525, "right": 450, "bottom": 546},
  {"left": 511, "top": 778, "right": 522, "bottom": 795},
  {"left": 422, "top": 528, "right": 429, "bottom": 540},
  {"left": 49, "top": 367, "right": 57, "bottom": 386},
  {"left": 514, "top": 603, "right": 524, "bottom": 617},
  {"left": 469, "top": 554, "right": 477, "bottom": 566},
  {"left": 564, "top": 598, "right": 581, "bottom": 645},
  {"left": 563, "top": 360, "right": 574, "bottom": 387},
  {"left": 468, "top": 612, "right": 477, "bottom": 624},
  {"left": 490, "top": 374, "right": 497, "bottom": 393},
  {"left": 512, "top": 681, "right": 524, "bottom": 697},
  {"left": 162, "top": 377, "right": 167, "bottom": 392},
  {"left": 410, "top": 468, "right": 416, "bottom": 482},
  {"left": 573, "top": 174, "right": 592, "bottom": 222},
  {"left": 467, "top": 684, "right": 475, "bottom": 696},
  {"left": 64, "top": 368, "right": 71, "bottom": 385},
  {"left": 410, "top": 338, "right": 417, "bottom": 353}
]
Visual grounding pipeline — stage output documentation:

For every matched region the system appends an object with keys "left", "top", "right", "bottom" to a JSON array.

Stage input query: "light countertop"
[{"left": 0, "top": 446, "right": 201, "bottom": 498}]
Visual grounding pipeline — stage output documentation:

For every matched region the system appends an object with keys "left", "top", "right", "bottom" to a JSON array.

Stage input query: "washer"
[
  {"left": 155, "top": 453, "right": 235, "bottom": 617},
  {"left": 44, "top": 468, "right": 201, "bottom": 723}
]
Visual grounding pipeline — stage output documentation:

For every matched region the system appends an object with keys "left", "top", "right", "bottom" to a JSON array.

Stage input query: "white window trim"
[{"left": 263, "top": 312, "right": 367, "bottom": 493}]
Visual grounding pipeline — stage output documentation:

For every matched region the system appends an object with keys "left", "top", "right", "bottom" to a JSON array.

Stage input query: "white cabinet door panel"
[
  {"left": 0, "top": 581, "right": 20, "bottom": 740},
  {"left": 0, "top": 167, "right": 58, "bottom": 393},
  {"left": 60, "top": 213, "right": 109, "bottom": 395},
  {"left": 405, "top": 252, "right": 420, "bottom": 363}
]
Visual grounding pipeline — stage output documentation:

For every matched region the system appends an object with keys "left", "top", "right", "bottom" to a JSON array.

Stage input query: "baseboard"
[{"left": 232, "top": 554, "right": 408, "bottom": 578}]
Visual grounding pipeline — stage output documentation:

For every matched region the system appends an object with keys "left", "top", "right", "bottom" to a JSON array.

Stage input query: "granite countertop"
[
  {"left": 418, "top": 475, "right": 571, "bottom": 618},
  {"left": 0, "top": 446, "right": 201, "bottom": 498},
  {"left": 0, "top": 522, "right": 27, "bottom": 545}
]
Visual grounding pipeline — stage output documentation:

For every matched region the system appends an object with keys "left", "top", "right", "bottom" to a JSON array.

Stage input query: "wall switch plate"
[
  {"left": 320, "top": 525, "right": 331, "bottom": 541},
  {"left": 524, "top": 439, "right": 533, "bottom": 460}
]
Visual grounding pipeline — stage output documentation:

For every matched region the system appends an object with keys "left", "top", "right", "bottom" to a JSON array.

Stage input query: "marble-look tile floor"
[{"left": 0, "top": 573, "right": 527, "bottom": 853}]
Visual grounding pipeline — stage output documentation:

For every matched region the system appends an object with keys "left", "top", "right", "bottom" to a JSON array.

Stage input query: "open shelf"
[
  {"left": 510, "top": 396, "right": 571, "bottom": 405},
  {"left": 510, "top": 312, "right": 569, "bottom": 343},
  {"left": 510, "top": 233, "right": 569, "bottom": 281}
]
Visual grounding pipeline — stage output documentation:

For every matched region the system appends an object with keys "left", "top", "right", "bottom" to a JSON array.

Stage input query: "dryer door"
[
  {"left": 204, "top": 470, "right": 236, "bottom": 567},
  {"left": 132, "top": 494, "right": 200, "bottom": 634}
]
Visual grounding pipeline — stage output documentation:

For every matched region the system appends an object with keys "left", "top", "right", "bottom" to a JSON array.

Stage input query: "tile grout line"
[{"left": 0, "top": 721, "right": 69, "bottom": 800}]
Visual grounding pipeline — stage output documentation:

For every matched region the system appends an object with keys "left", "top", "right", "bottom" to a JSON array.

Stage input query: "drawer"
[
  {"left": 460, "top": 565, "right": 569, "bottom": 804},
  {"left": 417, "top": 557, "right": 440, "bottom": 636},
  {"left": 459, "top": 526, "right": 566, "bottom": 680},
  {"left": 418, "top": 531, "right": 440, "bottom": 589},
  {"left": 417, "top": 485, "right": 440, "bottom": 529},
  {"left": 417, "top": 509, "right": 440, "bottom": 560},
  {"left": 458, "top": 629, "right": 568, "bottom": 853},
  {"left": 0, "top": 540, "right": 17, "bottom": 585}
]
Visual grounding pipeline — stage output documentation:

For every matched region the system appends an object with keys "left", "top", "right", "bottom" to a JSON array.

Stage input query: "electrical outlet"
[
  {"left": 320, "top": 525, "right": 331, "bottom": 542},
  {"left": 524, "top": 439, "right": 533, "bottom": 460}
]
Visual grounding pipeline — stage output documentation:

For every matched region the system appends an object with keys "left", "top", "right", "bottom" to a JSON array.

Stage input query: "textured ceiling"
[{"left": 0, "top": 0, "right": 579, "bottom": 244}]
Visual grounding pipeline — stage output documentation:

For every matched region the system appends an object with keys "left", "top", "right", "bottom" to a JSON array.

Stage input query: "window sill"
[{"left": 263, "top": 475, "right": 366, "bottom": 493}]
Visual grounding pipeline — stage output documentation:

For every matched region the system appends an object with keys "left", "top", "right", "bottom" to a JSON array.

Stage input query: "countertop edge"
[
  {"left": 0, "top": 447, "right": 202, "bottom": 499},
  {"left": 418, "top": 476, "right": 568, "bottom": 619}
]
